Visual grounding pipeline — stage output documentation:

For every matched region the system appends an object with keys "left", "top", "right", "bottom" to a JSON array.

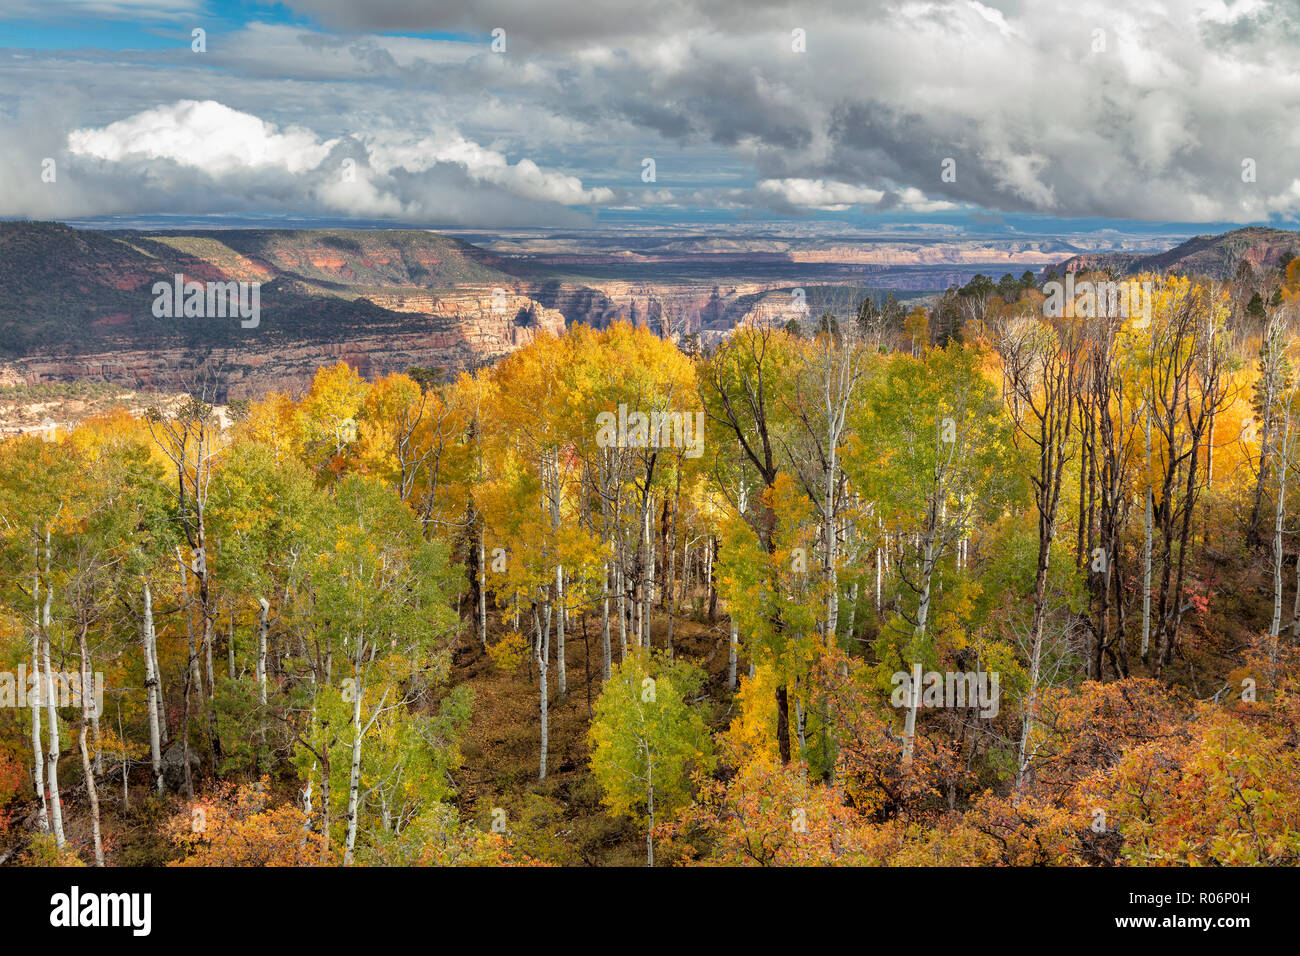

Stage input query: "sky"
[{"left": 0, "top": 0, "right": 1296, "bottom": 234}]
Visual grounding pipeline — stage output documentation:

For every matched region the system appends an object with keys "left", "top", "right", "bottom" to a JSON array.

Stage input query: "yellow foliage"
[{"left": 488, "top": 631, "right": 530, "bottom": 674}]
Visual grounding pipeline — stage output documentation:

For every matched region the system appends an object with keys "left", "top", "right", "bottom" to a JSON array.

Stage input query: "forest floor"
[
  {"left": 2, "top": 510, "right": 1276, "bottom": 867},
  {"left": 443, "top": 512, "right": 1277, "bottom": 865},
  {"left": 448, "top": 603, "right": 739, "bottom": 866}
]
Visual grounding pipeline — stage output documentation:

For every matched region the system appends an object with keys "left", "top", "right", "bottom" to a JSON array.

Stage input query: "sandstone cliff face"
[
  {"left": 526, "top": 281, "right": 780, "bottom": 336},
  {"left": 7, "top": 292, "right": 565, "bottom": 401},
  {"left": 1, "top": 224, "right": 547, "bottom": 399},
  {"left": 0, "top": 389, "right": 204, "bottom": 439}
]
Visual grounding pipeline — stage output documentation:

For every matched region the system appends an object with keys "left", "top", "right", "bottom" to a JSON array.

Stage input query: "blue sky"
[
  {"left": 1, "top": 0, "right": 1296, "bottom": 236},
  {"left": 0, "top": 3, "right": 477, "bottom": 49}
]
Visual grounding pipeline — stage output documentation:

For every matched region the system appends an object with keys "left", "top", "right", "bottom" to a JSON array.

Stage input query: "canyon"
[
  {"left": 3, "top": 220, "right": 1255, "bottom": 412},
  {"left": 0, "top": 223, "right": 563, "bottom": 401}
]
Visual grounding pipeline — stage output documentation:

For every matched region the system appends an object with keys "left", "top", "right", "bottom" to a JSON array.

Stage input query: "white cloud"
[
  {"left": 966, "top": 1, "right": 1023, "bottom": 40},
  {"left": 757, "top": 178, "right": 885, "bottom": 210},
  {"left": 68, "top": 100, "right": 335, "bottom": 175},
  {"left": 366, "top": 133, "right": 614, "bottom": 205},
  {"left": 1194, "top": 0, "right": 1270, "bottom": 25},
  {"left": 756, "top": 178, "right": 956, "bottom": 213},
  {"left": 60, "top": 100, "right": 614, "bottom": 220},
  {"left": 895, "top": 187, "right": 959, "bottom": 213}
]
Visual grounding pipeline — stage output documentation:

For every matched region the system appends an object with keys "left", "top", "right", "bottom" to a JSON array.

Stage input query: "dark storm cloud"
[
  {"left": 280, "top": 0, "right": 829, "bottom": 46},
  {"left": 2, "top": 0, "right": 1298, "bottom": 224}
]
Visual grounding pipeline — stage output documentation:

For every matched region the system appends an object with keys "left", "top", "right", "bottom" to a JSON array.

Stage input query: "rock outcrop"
[{"left": 6, "top": 291, "right": 564, "bottom": 401}]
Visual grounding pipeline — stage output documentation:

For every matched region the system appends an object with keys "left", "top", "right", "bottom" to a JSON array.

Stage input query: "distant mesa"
[
  {"left": 4, "top": 220, "right": 1296, "bottom": 404},
  {"left": 0, "top": 221, "right": 562, "bottom": 401},
  {"left": 1050, "top": 226, "right": 1300, "bottom": 280}
]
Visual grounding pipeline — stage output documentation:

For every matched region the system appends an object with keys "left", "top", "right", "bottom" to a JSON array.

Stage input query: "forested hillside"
[
  {"left": 2, "top": 262, "right": 1299, "bottom": 867},
  {"left": 0, "top": 222, "right": 514, "bottom": 355}
]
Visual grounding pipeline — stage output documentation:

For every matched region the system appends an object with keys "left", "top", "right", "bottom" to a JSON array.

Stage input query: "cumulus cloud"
[
  {"left": 757, "top": 178, "right": 884, "bottom": 210},
  {"left": 54, "top": 100, "right": 614, "bottom": 222},
  {"left": 755, "top": 178, "right": 960, "bottom": 213},
  {"left": 69, "top": 100, "right": 336, "bottom": 176},
  {"left": 365, "top": 134, "right": 614, "bottom": 205}
]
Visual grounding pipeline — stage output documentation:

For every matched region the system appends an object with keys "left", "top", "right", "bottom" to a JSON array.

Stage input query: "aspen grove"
[{"left": 3, "top": 266, "right": 1300, "bottom": 867}]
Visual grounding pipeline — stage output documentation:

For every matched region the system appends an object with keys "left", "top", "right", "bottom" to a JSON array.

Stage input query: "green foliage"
[
  {"left": 588, "top": 650, "right": 715, "bottom": 824},
  {"left": 213, "top": 675, "right": 261, "bottom": 776}
]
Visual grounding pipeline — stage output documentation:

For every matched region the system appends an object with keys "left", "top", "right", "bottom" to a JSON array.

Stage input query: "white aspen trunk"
[
  {"left": 256, "top": 598, "right": 269, "bottom": 709},
  {"left": 901, "top": 532, "right": 936, "bottom": 767},
  {"left": 704, "top": 538, "right": 714, "bottom": 610},
  {"left": 617, "top": 549, "right": 628, "bottom": 657},
  {"left": 601, "top": 561, "right": 612, "bottom": 681},
  {"left": 478, "top": 527, "right": 488, "bottom": 648},
  {"left": 1142, "top": 404, "right": 1154, "bottom": 664},
  {"left": 1271, "top": 465, "right": 1288, "bottom": 644},
  {"left": 680, "top": 526, "right": 690, "bottom": 606},
  {"left": 151, "top": 625, "right": 166, "bottom": 747},
  {"left": 204, "top": 611, "right": 215, "bottom": 703},
  {"left": 875, "top": 545, "right": 882, "bottom": 609},
  {"left": 77, "top": 624, "right": 104, "bottom": 866},
  {"left": 1270, "top": 414, "right": 1292, "bottom": 656},
  {"left": 645, "top": 750, "right": 654, "bottom": 868},
  {"left": 535, "top": 605, "right": 549, "bottom": 781},
  {"left": 555, "top": 564, "right": 566, "bottom": 696},
  {"left": 343, "top": 653, "right": 364, "bottom": 866},
  {"left": 318, "top": 744, "right": 331, "bottom": 862},
  {"left": 78, "top": 721, "right": 104, "bottom": 864},
  {"left": 142, "top": 581, "right": 163, "bottom": 793},
  {"left": 823, "top": 463, "right": 839, "bottom": 644},
  {"left": 1016, "top": 508, "right": 1057, "bottom": 793},
  {"left": 89, "top": 675, "right": 103, "bottom": 776},
  {"left": 30, "top": 535, "right": 48, "bottom": 833},
  {"left": 256, "top": 597, "right": 270, "bottom": 762},
  {"left": 1016, "top": 609, "right": 1047, "bottom": 792},
  {"left": 633, "top": 587, "right": 642, "bottom": 650},
  {"left": 544, "top": 449, "right": 566, "bottom": 696},
  {"left": 876, "top": 513, "right": 885, "bottom": 609},
  {"left": 727, "top": 616, "right": 738, "bottom": 691},
  {"left": 301, "top": 685, "right": 318, "bottom": 847},
  {"left": 177, "top": 548, "right": 197, "bottom": 800},
  {"left": 41, "top": 529, "right": 65, "bottom": 847},
  {"left": 666, "top": 467, "right": 680, "bottom": 655},
  {"left": 681, "top": 538, "right": 690, "bottom": 605},
  {"left": 43, "top": 630, "right": 65, "bottom": 848},
  {"left": 646, "top": 498, "right": 656, "bottom": 609},
  {"left": 639, "top": 497, "right": 653, "bottom": 648},
  {"left": 631, "top": 544, "right": 642, "bottom": 651},
  {"left": 301, "top": 774, "right": 314, "bottom": 840},
  {"left": 845, "top": 580, "right": 858, "bottom": 646}
]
